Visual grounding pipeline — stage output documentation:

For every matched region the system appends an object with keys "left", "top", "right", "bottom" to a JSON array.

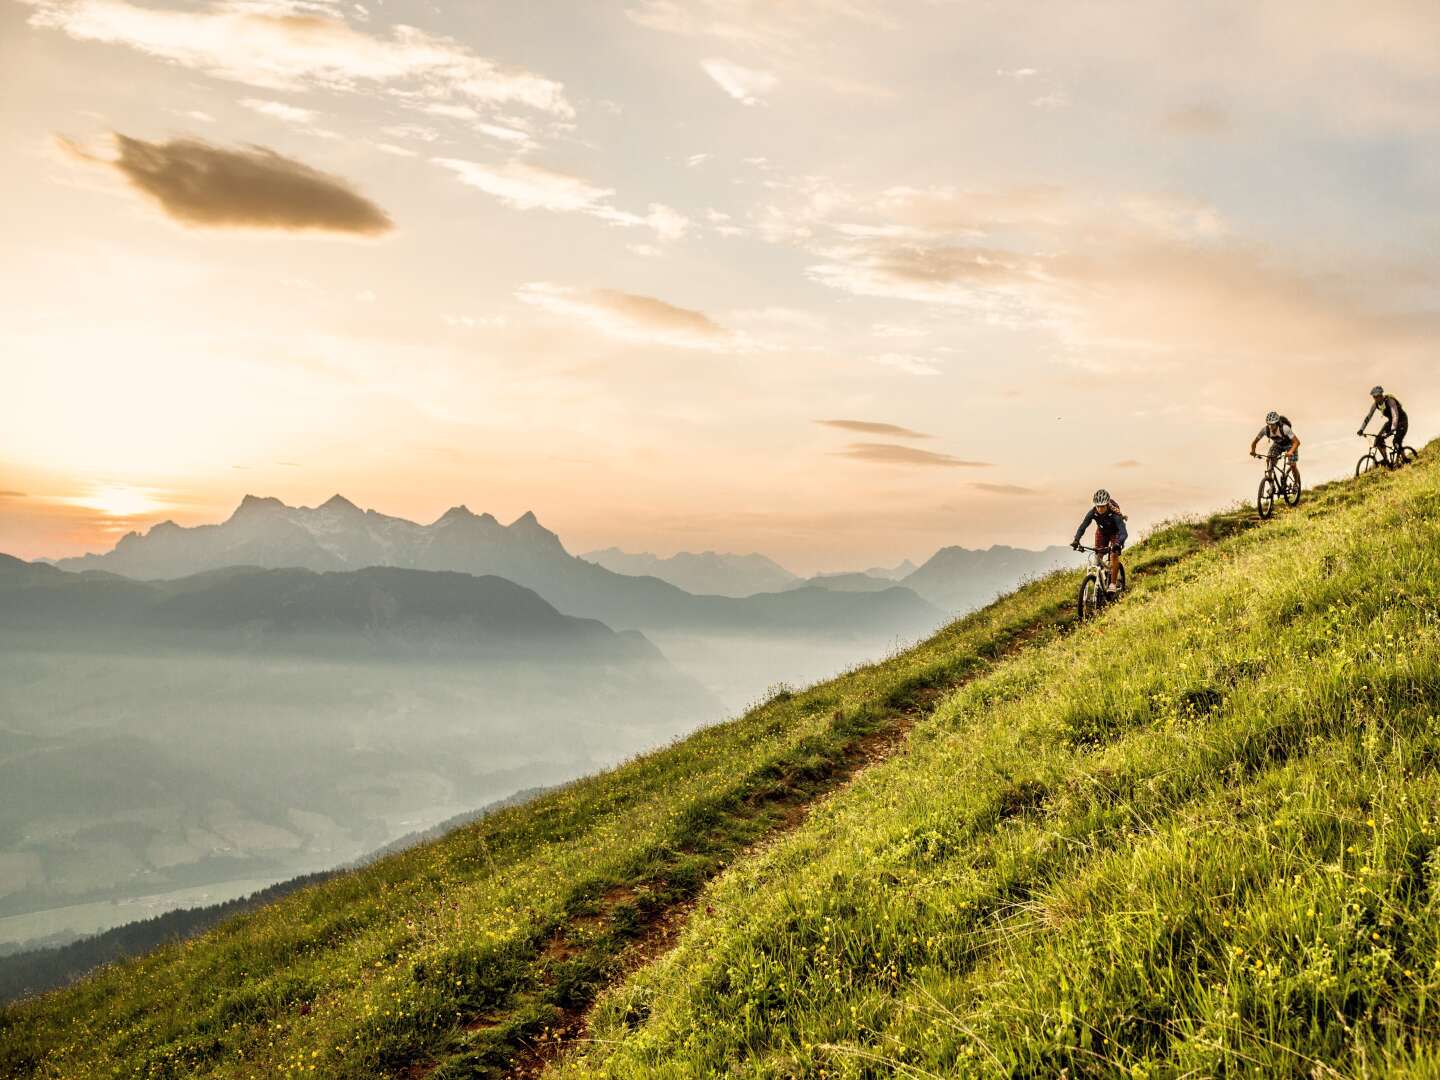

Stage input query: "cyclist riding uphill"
[
  {"left": 1250, "top": 410, "right": 1302, "bottom": 487},
  {"left": 1360, "top": 386, "right": 1408, "bottom": 463},
  {"left": 1071, "top": 489, "right": 1128, "bottom": 593}
]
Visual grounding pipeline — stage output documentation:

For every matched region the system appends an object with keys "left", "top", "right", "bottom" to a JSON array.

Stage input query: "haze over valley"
[{"left": 0, "top": 495, "right": 1070, "bottom": 950}]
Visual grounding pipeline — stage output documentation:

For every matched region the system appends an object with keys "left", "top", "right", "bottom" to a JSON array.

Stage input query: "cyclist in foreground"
[
  {"left": 1249, "top": 410, "right": 1302, "bottom": 488},
  {"left": 1071, "top": 489, "right": 1128, "bottom": 593},
  {"left": 1359, "top": 385, "right": 1408, "bottom": 464}
]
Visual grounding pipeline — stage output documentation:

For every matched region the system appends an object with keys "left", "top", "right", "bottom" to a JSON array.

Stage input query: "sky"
[{"left": 2, "top": 0, "right": 1439, "bottom": 574}]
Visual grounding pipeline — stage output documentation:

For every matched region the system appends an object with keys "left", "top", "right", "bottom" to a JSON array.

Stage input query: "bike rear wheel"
[
  {"left": 1076, "top": 574, "right": 1099, "bottom": 622},
  {"left": 1282, "top": 462, "right": 1302, "bottom": 506},
  {"left": 1356, "top": 453, "right": 1378, "bottom": 477},
  {"left": 1257, "top": 476, "right": 1275, "bottom": 519}
]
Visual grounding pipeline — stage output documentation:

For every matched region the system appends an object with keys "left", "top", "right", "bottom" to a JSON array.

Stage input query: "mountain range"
[
  {"left": 581, "top": 548, "right": 799, "bottom": 598},
  {"left": 54, "top": 496, "right": 942, "bottom": 642}
]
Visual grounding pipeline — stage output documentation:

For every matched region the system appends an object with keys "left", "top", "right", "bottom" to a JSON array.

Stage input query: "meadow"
[{"left": 2, "top": 444, "right": 1434, "bottom": 1078}]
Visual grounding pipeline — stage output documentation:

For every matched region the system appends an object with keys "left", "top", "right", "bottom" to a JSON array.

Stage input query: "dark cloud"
[
  {"left": 66, "top": 133, "right": 393, "bottom": 235},
  {"left": 816, "top": 419, "right": 932, "bottom": 439},
  {"left": 1112, "top": 459, "right": 1143, "bottom": 468},
  {"left": 836, "top": 443, "right": 991, "bottom": 468},
  {"left": 0, "top": 491, "right": 26, "bottom": 498},
  {"left": 970, "top": 482, "right": 1040, "bottom": 495}
]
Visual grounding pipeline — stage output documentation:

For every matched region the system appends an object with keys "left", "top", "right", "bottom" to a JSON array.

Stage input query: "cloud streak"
[
  {"left": 816, "top": 419, "right": 931, "bottom": 439},
  {"left": 835, "top": 443, "right": 991, "bottom": 468},
  {"left": 517, "top": 283, "right": 729, "bottom": 348},
  {"left": 65, "top": 133, "right": 393, "bottom": 235},
  {"left": 434, "top": 158, "right": 689, "bottom": 240},
  {"left": 701, "top": 58, "right": 778, "bottom": 104},
  {"left": 21, "top": 0, "right": 572, "bottom": 119}
]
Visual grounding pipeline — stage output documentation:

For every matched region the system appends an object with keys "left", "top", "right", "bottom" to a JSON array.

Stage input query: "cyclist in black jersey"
[
  {"left": 1360, "top": 386, "right": 1408, "bottom": 464},
  {"left": 1071, "top": 489, "right": 1127, "bottom": 592}
]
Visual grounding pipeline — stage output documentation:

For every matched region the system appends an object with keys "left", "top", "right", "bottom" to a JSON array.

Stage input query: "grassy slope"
[
  {"left": 0, "top": 498, "right": 1224, "bottom": 1080},
  {"left": 560, "top": 448, "right": 1440, "bottom": 1078},
  {"left": 1, "top": 450, "right": 1430, "bottom": 1079}
]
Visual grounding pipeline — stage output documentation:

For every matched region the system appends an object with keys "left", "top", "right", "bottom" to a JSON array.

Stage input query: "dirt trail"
[{"left": 411, "top": 522, "right": 1238, "bottom": 1079}]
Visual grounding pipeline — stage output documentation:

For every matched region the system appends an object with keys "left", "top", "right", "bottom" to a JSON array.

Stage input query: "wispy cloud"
[
  {"left": 517, "top": 283, "right": 729, "bottom": 348},
  {"left": 241, "top": 98, "right": 318, "bottom": 124},
  {"left": 61, "top": 133, "right": 393, "bottom": 235},
  {"left": 21, "top": 0, "right": 572, "bottom": 121},
  {"left": 1113, "top": 459, "right": 1143, "bottom": 468},
  {"left": 836, "top": 443, "right": 990, "bottom": 468},
  {"left": 434, "top": 158, "right": 689, "bottom": 240},
  {"left": 701, "top": 58, "right": 778, "bottom": 104},
  {"left": 816, "top": 419, "right": 931, "bottom": 439},
  {"left": 0, "top": 491, "right": 27, "bottom": 499},
  {"left": 970, "top": 482, "right": 1040, "bottom": 495},
  {"left": 872, "top": 353, "right": 943, "bottom": 376}
]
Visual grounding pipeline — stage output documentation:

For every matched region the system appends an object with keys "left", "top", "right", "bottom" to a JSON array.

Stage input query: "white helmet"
[
  {"left": 1092, "top": 488, "right": 1111, "bottom": 507},
  {"left": 1265, "top": 410, "right": 1280, "bottom": 425},
  {"left": 1371, "top": 385, "right": 1385, "bottom": 397}
]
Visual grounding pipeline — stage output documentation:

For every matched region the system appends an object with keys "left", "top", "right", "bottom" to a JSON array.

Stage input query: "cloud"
[
  {"left": 433, "top": 158, "right": 610, "bottom": 212},
  {"left": 970, "top": 482, "right": 1040, "bottom": 495},
  {"left": 816, "top": 419, "right": 931, "bottom": 439},
  {"left": 241, "top": 98, "right": 317, "bottom": 124},
  {"left": 434, "top": 157, "right": 689, "bottom": 240},
  {"left": 1113, "top": 459, "right": 1143, "bottom": 468},
  {"left": 701, "top": 58, "right": 778, "bottom": 104},
  {"left": 21, "top": 0, "right": 572, "bottom": 119},
  {"left": 872, "top": 352, "right": 943, "bottom": 376},
  {"left": 628, "top": 0, "right": 895, "bottom": 58},
  {"left": 836, "top": 443, "right": 990, "bottom": 468},
  {"left": 64, "top": 133, "right": 392, "bottom": 235},
  {"left": 517, "top": 283, "right": 730, "bottom": 348},
  {"left": 1162, "top": 103, "right": 1230, "bottom": 135},
  {"left": 0, "top": 491, "right": 27, "bottom": 498}
]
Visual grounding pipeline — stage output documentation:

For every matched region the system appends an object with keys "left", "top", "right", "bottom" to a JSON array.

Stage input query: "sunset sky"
[{"left": 3, "top": 0, "right": 1438, "bottom": 572}]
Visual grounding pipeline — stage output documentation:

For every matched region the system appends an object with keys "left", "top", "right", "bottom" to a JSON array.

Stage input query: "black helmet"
[
  {"left": 1092, "top": 488, "right": 1111, "bottom": 507},
  {"left": 1265, "top": 410, "right": 1280, "bottom": 425},
  {"left": 1371, "top": 385, "right": 1385, "bottom": 397}
]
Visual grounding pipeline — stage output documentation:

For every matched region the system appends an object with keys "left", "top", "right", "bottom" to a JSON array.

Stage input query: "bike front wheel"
[
  {"left": 1401, "top": 446, "right": 1418, "bottom": 465},
  {"left": 1257, "top": 476, "right": 1276, "bottom": 519},
  {"left": 1282, "top": 463, "right": 1302, "bottom": 506},
  {"left": 1076, "top": 574, "right": 1100, "bottom": 622},
  {"left": 1356, "top": 453, "right": 1379, "bottom": 477}
]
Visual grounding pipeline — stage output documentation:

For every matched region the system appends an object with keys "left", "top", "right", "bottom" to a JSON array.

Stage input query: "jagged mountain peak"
[
  {"left": 316, "top": 494, "right": 361, "bottom": 514},
  {"left": 230, "top": 494, "right": 288, "bottom": 519}
]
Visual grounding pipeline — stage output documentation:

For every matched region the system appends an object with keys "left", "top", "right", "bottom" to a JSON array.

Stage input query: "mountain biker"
[
  {"left": 1249, "top": 410, "right": 1302, "bottom": 488},
  {"left": 1071, "top": 489, "right": 1128, "bottom": 593},
  {"left": 1360, "top": 386, "right": 1408, "bottom": 464}
]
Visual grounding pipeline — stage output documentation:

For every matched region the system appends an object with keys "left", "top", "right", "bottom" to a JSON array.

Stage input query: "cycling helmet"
[
  {"left": 1092, "top": 488, "right": 1111, "bottom": 507},
  {"left": 1265, "top": 410, "right": 1280, "bottom": 425},
  {"left": 1371, "top": 385, "right": 1385, "bottom": 397}
]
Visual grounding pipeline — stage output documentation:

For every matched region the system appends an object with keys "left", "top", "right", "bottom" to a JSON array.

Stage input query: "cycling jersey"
[
  {"left": 1256, "top": 420, "right": 1296, "bottom": 450},
  {"left": 1073, "top": 503, "right": 1128, "bottom": 548},
  {"left": 1364, "top": 394, "right": 1407, "bottom": 434}
]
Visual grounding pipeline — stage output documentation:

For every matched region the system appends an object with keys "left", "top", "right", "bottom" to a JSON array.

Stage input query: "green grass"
[
  {"left": 558, "top": 447, "right": 1440, "bottom": 1079},
  {"left": 2, "top": 450, "right": 1433, "bottom": 1079}
]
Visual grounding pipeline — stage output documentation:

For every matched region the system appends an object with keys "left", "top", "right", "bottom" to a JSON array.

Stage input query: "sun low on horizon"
[{"left": 3, "top": 0, "right": 1440, "bottom": 574}]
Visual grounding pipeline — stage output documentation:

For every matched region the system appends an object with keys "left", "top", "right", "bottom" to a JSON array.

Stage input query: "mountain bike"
[
  {"left": 1251, "top": 450, "right": 1301, "bottom": 519},
  {"left": 1075, "top": 543, "right": 1126, "bottom": 622},
  {"left": 1355, "top": 431, "right": 1417, "bottom": 476}
]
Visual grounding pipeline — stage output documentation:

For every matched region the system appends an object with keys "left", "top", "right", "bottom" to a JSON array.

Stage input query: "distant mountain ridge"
[
  {"left": 581, "top": 547, "right": 798, "bottom": 598},
  {"left": 901, "top": 544, "right": 1078, "bottom": 612},
  {"left": 0, "top": 555, "right": 660, "bottom": 664},
  {"left": 52, "top": 497, "right": 943, "bottom": 642}
]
